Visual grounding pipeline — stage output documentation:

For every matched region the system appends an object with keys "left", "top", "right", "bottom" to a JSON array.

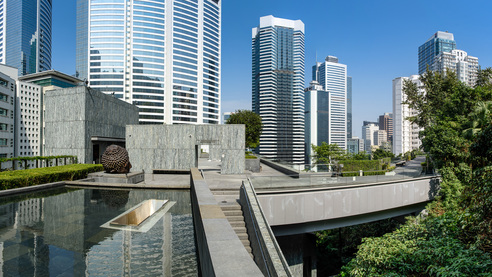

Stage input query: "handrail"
[
  {"left": 243, "top": 177, "right": 292, "bottom": 276},
  {"left": 241, "top": 183, "right": 272, "bottom": 277}
]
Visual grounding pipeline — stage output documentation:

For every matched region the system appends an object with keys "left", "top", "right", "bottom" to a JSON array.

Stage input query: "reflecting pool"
[{"left": 0, "top": 187, "right": 198, "bottom": 276}]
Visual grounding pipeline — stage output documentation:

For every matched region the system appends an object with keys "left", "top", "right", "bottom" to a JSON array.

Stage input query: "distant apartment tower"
[
  {"left": 0, "top": 0, "right": 52, "bottom": 76},
  {"left": 347, "top": 76, "right": 352, "bottom": 138},
  {"left": 393, "top": 75, "right": 422, "bottom": 155},
  {"left": 252, "top": 15, "right": 305, "bottom": 163},
  {"left": 378, "top": 112, "right": 393, "bottom": 142},
  {"left": 362, "top": 122, "right": 378, "bottom": 153},
  {"left": 373, "top": 130, "right": 387, "bottom": 146},
  {"left": 418, "top": 31, "right": 456, "bottom": 75},
  {"left": 433, "top": 49, "right": 479, "bottom": 86},
  {"left": 312, "top": 55, "right": 347, "bottom": 149},
  {"left": 76, "top": 0, "right": 221, "bottom": 124},
  {"left": 347, "top": 137, "right": 364, "bottom": 154},
  {"left": 0, "top": 65, "right": 16, "bottom": 158}
]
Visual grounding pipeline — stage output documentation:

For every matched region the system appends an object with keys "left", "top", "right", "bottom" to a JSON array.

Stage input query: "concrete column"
[{"left": 276, "top": 233, "right": 317, "bottom": 277}]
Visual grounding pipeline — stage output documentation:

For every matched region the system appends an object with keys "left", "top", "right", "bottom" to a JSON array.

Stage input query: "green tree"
[
  {"left": 225, "top": 110, "right": 263, "bottom": 149},
  {"left": 311, "top": 142, "right": 347, "bottom": 165},
  {"left": 341, "top": 68, "right": 492, "bottom": 275},
  {"left": 371, "top": 149, "right": 394, "bottom": 160}
]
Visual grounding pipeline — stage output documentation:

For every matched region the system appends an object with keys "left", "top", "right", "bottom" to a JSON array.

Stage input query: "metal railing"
[{"left": 250, "top": 167, "right": 437, "bottom": 190}]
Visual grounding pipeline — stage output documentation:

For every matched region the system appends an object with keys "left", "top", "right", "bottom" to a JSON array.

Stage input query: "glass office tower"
[
  {"left": 252, "top": 15, "right": 305, "bottom": 164},
  {"left": 0, "top": 0, "right": 52, "bottom": 76},
  {"left": 76, "top": 0, "right": 221, "bottom": 124},
  {"left": 418, "top": 31, "right": 456, "bottom": 75},
  {"left": 312, "top": 56, "right": 347, "bottom": 149}
]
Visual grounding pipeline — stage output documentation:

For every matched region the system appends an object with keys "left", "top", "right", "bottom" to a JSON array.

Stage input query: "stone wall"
[
  {"left": 44, "top": 86, "right": 139, "bottom": 163},
  {"left": 126, "top": 124, "right": 245, "bottom": 174}
]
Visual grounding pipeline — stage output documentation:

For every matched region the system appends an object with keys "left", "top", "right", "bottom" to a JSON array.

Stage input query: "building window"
[{"left": 0, "top": 138, "right": 7, "bottom": 146}]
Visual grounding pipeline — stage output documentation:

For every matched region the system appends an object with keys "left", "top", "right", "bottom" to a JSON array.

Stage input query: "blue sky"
[{"left": 52, "top": 0, "right": 492, "bottom": 137}]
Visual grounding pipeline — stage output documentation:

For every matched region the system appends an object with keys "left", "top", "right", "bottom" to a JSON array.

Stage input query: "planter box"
[{"left": 245, "top": 158, "right": 260, "bottom": 172}]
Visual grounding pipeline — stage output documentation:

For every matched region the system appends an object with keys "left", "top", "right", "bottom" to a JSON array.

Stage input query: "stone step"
[
  {"left": 226, "top": 215, "right": 244, "bottom": 222},
  {"left": 211, "top": 190, "right": 239, "bottom": 195},
  {"left": 228, "top": 220, "right": 245, "bottom": 228},
  {"left": 233, "top": 226, "right": 247, "bottom": 234},
  {"left": 219, "top": 204, "right": 242, "bottom": 211},
  {"left": 244, "top": 245, "right": 252, "bottom": 254},
  {"left": 235, "top": 232, "right": 248, "bottom": 240},
  {"left": 223, "top": 210, "right": 243, "bottom": 217},
  {"left": 241, "top": 239, "right": 251, "bottom": 248}
]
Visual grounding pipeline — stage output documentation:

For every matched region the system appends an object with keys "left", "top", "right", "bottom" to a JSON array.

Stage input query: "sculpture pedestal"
[{"left": 88, "top": 171, "right": 145, "bottom": 184}]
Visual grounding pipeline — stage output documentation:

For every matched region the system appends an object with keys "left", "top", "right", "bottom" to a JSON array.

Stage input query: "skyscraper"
[
  {"left": 418, "top": 31, "right": 456, "bottom": 75},
  {"left": 378, "top": 112, "right": 393, "bottom": 142},
  {"left": 252, "top": 15, "right": 305, "bottom": 164},
  {"left": 0, "top": 0, "right": 52, "bottom": 76},
  {"left": 347, "top": 76, "right": 352, "bottom": 139},
  {"left": 76, "top": 0, "right": 221, "bottom": 124},
  {"left": 392, "top": 75, "right": 422, "bottom": 155},
  {"left": 312, "top": 55, "right": 347, "bottom": 149},
  {"left": 362, "top": 122, "right": 378, "bottom": 154}
]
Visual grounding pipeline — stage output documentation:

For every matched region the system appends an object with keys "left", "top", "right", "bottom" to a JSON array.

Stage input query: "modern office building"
[
  {"left": 392, "top": 75, "right": 422, "bottom": 155},
  {"left": 252, "top": 15, "right": 305, "bottom": 164},
  {"left": 433, "top": 49, "right": 479, "bottom": 87},
  {"left": 418, "top": 31, "right": 456, "bottom": 75},
  {"left": 0, "top": 0, "right": 52, "bottom": 76},
  {"left": 347, "top": 76, "right": 352, "bottom": 139},
  {"left": 378, "top": 112, "right": 393, "bottom": 142},
  {"left": 362, "top": 122, "right": 378, "bottom": 154},
  {"left": 76, "top": 0, "right": 221, "bottom": 124},
  {"left": 0, "top": 65, "right": 16, "bottom": 159},
  {"left": 347, "top": 137, "right": 364, "bottom": 154},
  {"left": 312, "top": 56, "right": 347, "bottom": 149}
]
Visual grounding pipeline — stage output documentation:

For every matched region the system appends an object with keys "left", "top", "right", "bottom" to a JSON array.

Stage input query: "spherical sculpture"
[{"left": 101, "top": 145, "right": 132, "bottom": 173}]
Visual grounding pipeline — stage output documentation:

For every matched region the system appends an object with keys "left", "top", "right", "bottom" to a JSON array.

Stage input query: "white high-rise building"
[
  {"left": 433, "top": 49, "right": 479, "bottom": 87},
  {"left": 392, "top": 75, "right": 422, "bottom": 155},
  {"left": 373, "top": 130, "right": 387, "bottom": 146},
  {"left": 362, "top": 123, "right": 379, "bottom": 154},
  {"left": 76, "top": 0, "right": 221, "bottom": 124},
  {"left": 0, "top": 65, "right": 16, "bottom": 159},
  {"left": 252, "top": 15, "right": 305, "bottom": 164},
  {"left": 311, "top": 56, "right": 347, "bottom": 149}
]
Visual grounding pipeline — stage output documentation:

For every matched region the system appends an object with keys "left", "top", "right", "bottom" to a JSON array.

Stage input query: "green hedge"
[
  {"left": 0, "top": 155, "right": 78, "bottom": 170},
  {"left": 0, "top": 164, "right": 103, "bottom": 190},
  {"left": 339, "top": 160, "right": 381, "bottom": 172},
  {"left": 363, "top": 170, "right": 386, "bottom": 176},
  {"left": 342, "top": 172, "right": 359, "bottom": 177}
]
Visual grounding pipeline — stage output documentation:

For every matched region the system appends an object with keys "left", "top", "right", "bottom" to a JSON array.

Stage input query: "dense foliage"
[
  {"left": 0, "top": 164, "right": 103, "bottom": 190},
  {"left": 372, "top": 149, "right": 394, "bottom": 160},
  {"left": 311, "top": 142, "right": 348, "bottom": 165},
  {"left": 226, "top": 110, "right": 263, "bottom": 149},
  {"left": 338, "top": 160, "right": 381, "bottom": 172},
  {"left": 341, "top": 69, "right": 492, "bottom": 276}
]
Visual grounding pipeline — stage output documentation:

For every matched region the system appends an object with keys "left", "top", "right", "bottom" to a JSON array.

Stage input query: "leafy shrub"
[
  {"left": 0, "top": 164, "right": 103, "bottom": 190},
  {"left": 245, "top": 154, "right": 257, "bottom": 159},
  {"left": 342, "top": 172, "right": 359, "bottom": 177},
  {"left": 339, "top": 160, "right": 381, "bottom": 172},
  {"left": 363, "top": 170, "right": 386, "bottom": 176}
]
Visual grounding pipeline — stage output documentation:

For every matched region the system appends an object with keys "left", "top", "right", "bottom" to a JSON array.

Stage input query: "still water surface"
[{"left": 0, "top": 187, "right": 198, "bottom": 276}]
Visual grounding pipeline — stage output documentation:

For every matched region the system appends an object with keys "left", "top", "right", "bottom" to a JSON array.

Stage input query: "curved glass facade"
[
  {"left": 77, "top": 0, "right": 221, "bottom": 124},
  {"left": 0, "top": 0, "right": 52, "bottom": 76}
]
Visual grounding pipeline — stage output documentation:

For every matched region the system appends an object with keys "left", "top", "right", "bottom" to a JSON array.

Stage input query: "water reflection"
[{"left": 0, "top": 187, "right": 197, "bottom": 276}]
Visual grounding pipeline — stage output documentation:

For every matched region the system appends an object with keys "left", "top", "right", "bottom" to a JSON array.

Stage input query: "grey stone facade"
[
  {"left": 44, "top": 86, "right": 139, "bottom": 163},
  {"left": 126, "top": 124, "right": 245, "bottom": 174}
]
